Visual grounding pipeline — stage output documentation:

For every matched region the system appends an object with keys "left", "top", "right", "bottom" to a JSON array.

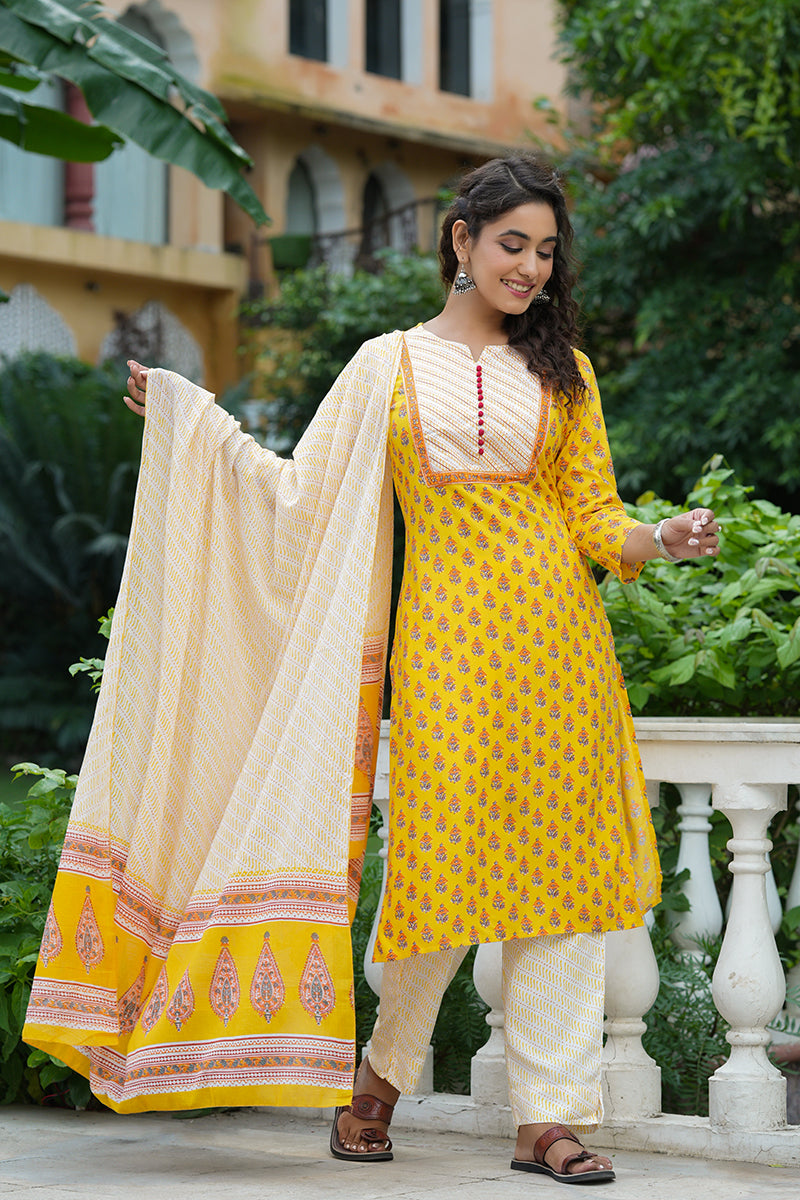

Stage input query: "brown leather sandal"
[
  {"left": 510, "top": 1124, "right": 615, "bottom": 1185},
  {"left": 329, "top": 1092, "right": 394, "bottom": 1162}
]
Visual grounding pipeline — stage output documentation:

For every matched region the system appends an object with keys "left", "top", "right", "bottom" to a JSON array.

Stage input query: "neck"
[{"left": 427, "top": 292, "right": 509, "bottom": 346}]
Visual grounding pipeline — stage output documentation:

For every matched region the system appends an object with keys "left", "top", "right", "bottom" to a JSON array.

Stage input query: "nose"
[{"left": 517, "top": 250, "right": 539, "bottom": 280}]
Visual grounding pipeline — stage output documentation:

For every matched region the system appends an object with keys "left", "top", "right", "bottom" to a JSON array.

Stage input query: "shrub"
[
  {"left": 0, "top": 354, "right": 140, "bottom": 766},
  {"left": 0, "top": 762, "right": 91, "bottom": 1107},
  {"left": 238, "top": 250, "right": 444, "bottom": 448},
  {"left": 601, "top": 459, "right": 800, "bottom": 716}
]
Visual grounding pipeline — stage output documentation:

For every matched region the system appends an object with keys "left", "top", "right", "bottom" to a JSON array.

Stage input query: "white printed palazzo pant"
[{"left": 369, "top": 932, "right": 605, "bottom": 1131}]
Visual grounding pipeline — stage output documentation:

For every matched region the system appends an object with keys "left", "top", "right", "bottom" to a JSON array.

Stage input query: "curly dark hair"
[{"left": 439, "top": 154, "right": 585, "bottom": 402}]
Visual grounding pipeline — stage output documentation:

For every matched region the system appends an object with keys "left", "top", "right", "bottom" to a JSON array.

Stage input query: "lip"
[{"left": 502, "top": 279, "right": 534, "bottom": 297}]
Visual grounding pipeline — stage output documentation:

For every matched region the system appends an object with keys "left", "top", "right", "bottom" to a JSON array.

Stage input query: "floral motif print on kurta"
[{"left": 373, "top": 327, "right": 660, "bottom": 962}]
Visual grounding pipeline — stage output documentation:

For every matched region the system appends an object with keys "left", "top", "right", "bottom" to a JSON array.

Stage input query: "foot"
[
  {"left": 336, "top": 1057, "right": 400, "bottom": 1154},
  {"left": 515, "top": 1123, "right": 613, "bottom": 1178}
]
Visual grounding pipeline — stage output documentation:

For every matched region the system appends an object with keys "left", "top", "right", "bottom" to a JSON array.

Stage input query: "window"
[
  {"left": 286, "top": 160, "right": 318, "bottom": 234},
  {"left": 0, "top": 79, "right": 64, "bottom": 226},
  {"left": 290, "top": 0, "right": 328, "bottom": 62},
  {"left": 93, "top": 8, "right": 168, "bottom": 243},
  {"left": 439, "top": 0, "right": 471, "bottom": 96},
  {"left": 359, "top": 172, "right": 390, "bottom": 261},
  {"left": 366, "top": 0, "right": 401, "bottom": 79}
]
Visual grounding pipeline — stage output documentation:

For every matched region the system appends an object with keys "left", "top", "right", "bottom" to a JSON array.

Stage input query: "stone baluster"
[
  {"left": 601, "top": 779, "right": 662, "bottom": 1119},
  {"left": 709, "top": 783, "right": 787, "bottom": 1130},
  {"left": 603, "top": 925, "right": 662, "bottom": 1118},
  {"left": 724, "top": 853, "right": 783, "bottom": 935},
  {"left": 765, "top": 854, "right": 783, "bottom": 935},
  {"left": 782, "top": 787, "right": 800, "bottom": 1022},
  {"left": 786, "top": 787, "right": 800, "bottom": 916},
  {"left": 470, "top": 939, "right": 508, "bottom": 1105},
  {"left": 671, "top": 783, "right": 723, "bottom": 958},
  {"left": 363, "top": 723, "right": 433, "bottom": 1093}
]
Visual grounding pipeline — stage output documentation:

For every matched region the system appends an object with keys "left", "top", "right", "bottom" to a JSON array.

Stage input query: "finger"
[
  {"left": 123, "top": 394, "right": 146, "bottom": 417},
  {"left": 127, "top": 374, "right": 147, "bottom": 399},
  {"left": 127, "top": 360, "right": 148, "bottom": 388}
]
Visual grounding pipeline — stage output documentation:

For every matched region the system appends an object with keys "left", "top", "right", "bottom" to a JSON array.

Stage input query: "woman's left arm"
[{"left": 555, "top": 352, "right": 720, "bottom": 575}]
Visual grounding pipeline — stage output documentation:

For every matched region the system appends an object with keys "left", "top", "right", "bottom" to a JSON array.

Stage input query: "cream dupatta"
[{"left": 23, "top": 331, "right": 404, "bottom": 1113}]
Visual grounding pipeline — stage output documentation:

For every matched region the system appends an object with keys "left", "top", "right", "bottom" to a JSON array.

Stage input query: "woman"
[{"left": 27, "top": 155, "right": 718, "bottom": 1184}]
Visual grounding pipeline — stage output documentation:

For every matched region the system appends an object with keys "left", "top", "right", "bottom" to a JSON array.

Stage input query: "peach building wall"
[{"left": 1, "top": 1, "right": 570, "bottom": 388}]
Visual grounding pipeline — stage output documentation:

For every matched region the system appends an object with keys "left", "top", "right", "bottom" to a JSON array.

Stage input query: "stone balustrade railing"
[{"left": 361, "top": 718, "right": 800, "bottom": 1164}]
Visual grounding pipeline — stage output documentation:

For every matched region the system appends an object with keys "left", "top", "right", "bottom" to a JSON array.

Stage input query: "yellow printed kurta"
[{"left": 374, "top": 329, "right": 659, "bottom": 961}]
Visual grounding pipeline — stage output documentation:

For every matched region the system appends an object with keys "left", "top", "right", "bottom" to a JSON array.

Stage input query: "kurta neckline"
[{"left": 414, "top": 323, "right": 517, "bottom": 364}]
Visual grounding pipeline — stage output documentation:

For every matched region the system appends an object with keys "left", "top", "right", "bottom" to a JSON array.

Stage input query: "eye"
[
  {"left": 537, "top": 251, "right": 553, "bottom": 261},
  {"left": 500, "top": 243, "right": 522, "bottom": 254}
]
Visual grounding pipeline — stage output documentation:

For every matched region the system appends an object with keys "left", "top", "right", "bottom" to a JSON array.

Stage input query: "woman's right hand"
[{"left": 124, "top": 360, "right": 149, "bottom": 417}]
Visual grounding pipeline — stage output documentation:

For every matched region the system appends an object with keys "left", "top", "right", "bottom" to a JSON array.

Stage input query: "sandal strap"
[
  {"left": 560, "top": 1151, "right": 595, "bottom": 1175},
  {"left": 349, "top": 1093, "right": 395, "bottom": 1125},
  {"left": 533, "top": 1124, "right": 583, "bottom": 1168},
  {"left": 358, "top": 1127, "right": 393, "bottom": 1151}
]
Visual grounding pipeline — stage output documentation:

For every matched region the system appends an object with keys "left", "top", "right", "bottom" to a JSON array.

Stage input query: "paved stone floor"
[{"left": 1, "top": 1106, "right": 798, "bottom": 1199}]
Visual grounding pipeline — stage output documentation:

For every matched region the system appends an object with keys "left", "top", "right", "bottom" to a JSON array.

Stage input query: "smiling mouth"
[{"left": 503, "top": 280, "right": 534, "bottom": 295}]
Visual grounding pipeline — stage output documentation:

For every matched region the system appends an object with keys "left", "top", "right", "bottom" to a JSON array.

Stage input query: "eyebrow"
[{"left": 499, "top": 228, "right": 558, "bottom": 243}]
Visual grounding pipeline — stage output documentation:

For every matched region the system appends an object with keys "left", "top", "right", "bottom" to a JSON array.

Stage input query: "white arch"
[
  {"left": 97, "top": 301, "right": 204, "bottom": 385},
  {"left": 293, "top": 145, "right": 351, "bottom": 272},
  {"left": 122, "top": 0, "right": 201, "bottom": 81},
  {"left": 0, "top": 285, "right": 77, "bottom": 359},
  {"left": 296, "top": 145, "right": 347, "bottom": 236},
  {"left": 368, "top": 161, "right": 417, "bottom": 249}
]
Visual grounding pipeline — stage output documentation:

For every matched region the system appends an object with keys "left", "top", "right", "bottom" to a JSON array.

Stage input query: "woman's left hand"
[{"left": 660, "top": 508, "right": 721, "bottom": 559}]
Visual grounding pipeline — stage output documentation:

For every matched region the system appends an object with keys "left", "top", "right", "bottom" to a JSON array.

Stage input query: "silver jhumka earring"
[
  {"left": 453, "top": 267, "right": 477, "bottom": 295},
  {"left": 533, "top": 288, "right": 551, "bottom": 304}
]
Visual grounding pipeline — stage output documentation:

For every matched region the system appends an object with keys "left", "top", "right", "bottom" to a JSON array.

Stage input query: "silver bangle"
[{"left": 653, "top": 519, "right": 681, "bottom": 563}]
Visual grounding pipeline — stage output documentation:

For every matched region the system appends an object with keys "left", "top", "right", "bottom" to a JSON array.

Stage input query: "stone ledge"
[
  {"left": 0, "top": 221, "right": 246, "bottom": 290},
  {"left": 281, "top": 1094, "right": 800, "bottom": 1167},
  {"left": 591, "top": 1113, "right": 800, "bottom": 1168}
]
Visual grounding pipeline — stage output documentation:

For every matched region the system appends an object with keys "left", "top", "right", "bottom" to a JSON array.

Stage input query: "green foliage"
[
  {"left": 0, "top": 0, "right": 267, "bottom": 226},
  {"left": 430, "top": 946, "right": 490, "bottom": 1094},
  {"left": 68, "top": 609, "right": 113, "bottom": 694},
  {"left": 0, "top": 355, "right": 138, "bottom": 762},
  {"left": 548, "top": 0, "right": 800, "bottom": 509},
  {"left": 642, "top": 924, "right": 728, "bottom": 1117},
  {"left": 0, "top": 762, "right": 91, "bottom": 1107},
  {"left": 600, "top": 462, "right": 800, "bottom": 715},
  {"left": 240, "top": 250, "right": 444, "bottom": 447},
  {"left": 559, "top": 0, "right": 800, "bottom": 159}
]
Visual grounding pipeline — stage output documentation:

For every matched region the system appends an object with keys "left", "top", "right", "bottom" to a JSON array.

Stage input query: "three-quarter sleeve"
[{"left": 554, "top": 350, "right": 643, "bottom": 583}]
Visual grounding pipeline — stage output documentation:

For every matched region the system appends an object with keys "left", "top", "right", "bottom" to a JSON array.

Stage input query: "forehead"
[{"left": 480, "top": 201, "right": 558, "bottom": 241}]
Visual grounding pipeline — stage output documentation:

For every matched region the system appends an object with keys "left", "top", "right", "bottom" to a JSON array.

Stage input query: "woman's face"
[{"left": 454, "top": 201, "right": 559, "bottom": 315}]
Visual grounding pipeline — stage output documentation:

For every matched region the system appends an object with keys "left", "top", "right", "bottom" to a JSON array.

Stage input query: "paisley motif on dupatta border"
[
  {"left": 209, "top": 936, "right": 240, "bottom": 1027},
  {"left": 119, "top": 958, "right": 148, "bottom": 1034},
  {"left": 75, "top": 886, "right": 104, "bottom": 973},
  {"left": 140, "top": 964, "right": 169, "bottom": 1033},
  {"left": 166, "top": 969, "right": 195, "bottom": 1032},
  {"left": 250, "top": 931, "right": 285, "bottom": 1023},
  {"left": 299, "top": 933, "right": 335, "bottom": 1026},
  {"left": 354, "top": 698, "right": 376, "bottom": 781},
  {"left": 40, "top": 901, "right": 63, "bottom": 967}
]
